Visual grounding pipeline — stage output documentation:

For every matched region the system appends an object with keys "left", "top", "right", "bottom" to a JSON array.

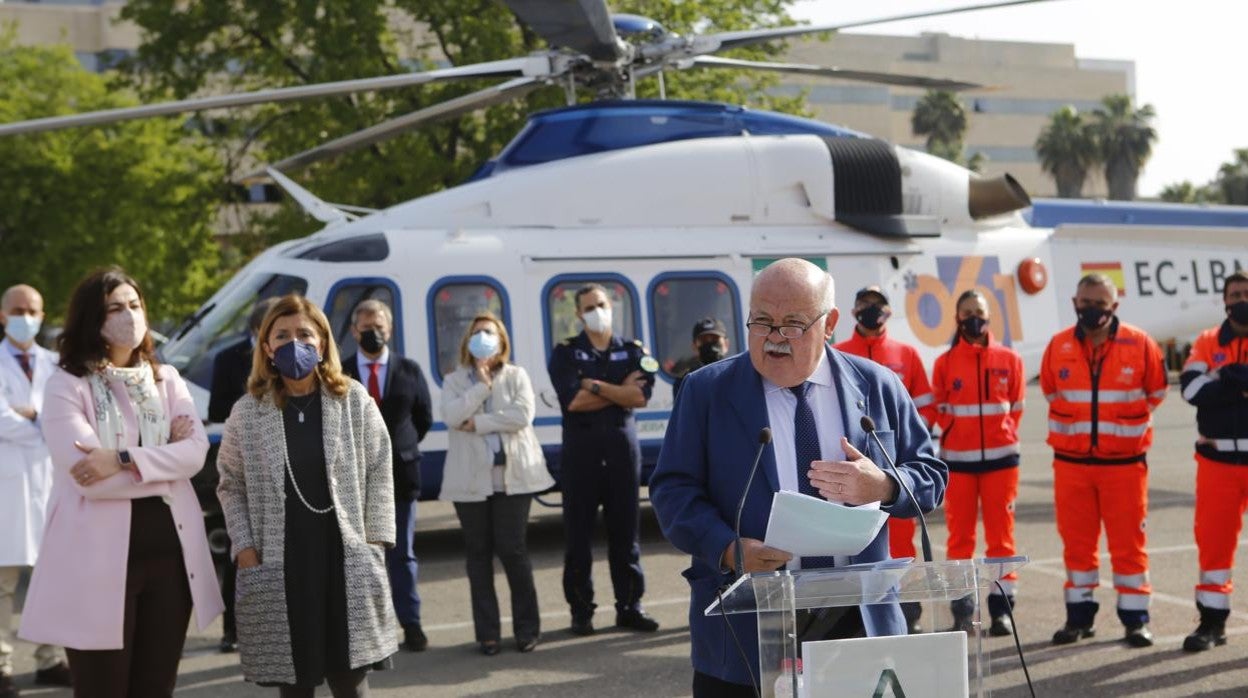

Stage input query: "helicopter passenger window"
[
  {"left": 430, "top": 280, "right": 508, "bottom": 382},
  {"left": 648, "top": 274, "right": 740, "bottom": 383},
  {"left": 545, "top": 277, "right": 637, "bottom": 349},
  {"left": 324, "top": 281, "right": 399, "bottom": 358}
]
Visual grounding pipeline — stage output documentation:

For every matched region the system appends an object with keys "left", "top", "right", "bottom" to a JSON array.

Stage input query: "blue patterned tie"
[{"left": 791, "top": 382, "right": 836, "bottom": 570}]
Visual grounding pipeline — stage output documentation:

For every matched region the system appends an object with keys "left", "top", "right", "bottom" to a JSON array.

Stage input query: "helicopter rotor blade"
[
  {"left": 704, "top": 0, "right": 1057, "bottom": 53},
  {"left": 688, "top": 56, "right": 981, "bottom": 91},
  {"left": 250, "top": 76, "right": 545, "bottom": 177},
  {"left": 503, "top": 0, "right": 626, "bottom": 62},
  {"left": 0, "top": 57, "right": 551, "bottom": 137}
]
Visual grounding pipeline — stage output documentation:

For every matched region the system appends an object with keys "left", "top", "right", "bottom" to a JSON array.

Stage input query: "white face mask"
[
  {"left": 4, "top": 314, "right": 41, "bottom": 345},
  {"left": 102, "top": 308, "right": 148, "bottom": 351},
  {"left": 582, "top": 307, "right": 613, "bottom": 334}
]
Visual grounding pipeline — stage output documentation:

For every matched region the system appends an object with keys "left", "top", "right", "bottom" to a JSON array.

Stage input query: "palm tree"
[
  {"left": 1214, "top": 148, "right": 1248, "bottom": 204},
  {"left": 911, "top": 90, "right": 967, "bottom": 163},
  {"left": 1034, "top": 106, "right": 1098, "bottom": 198},
  {"left": 1092, "top": 94, "right": 1157, "bottom": 201}
]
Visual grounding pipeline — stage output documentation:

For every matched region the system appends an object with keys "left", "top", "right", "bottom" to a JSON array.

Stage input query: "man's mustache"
[{"left": 763, "top": 340, "right": 792, "bottom": 355}]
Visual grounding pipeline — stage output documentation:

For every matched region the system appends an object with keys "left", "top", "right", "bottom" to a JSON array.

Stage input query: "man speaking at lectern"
[{"left": 651, "top": 259, "right": 947, "bottom": 697}]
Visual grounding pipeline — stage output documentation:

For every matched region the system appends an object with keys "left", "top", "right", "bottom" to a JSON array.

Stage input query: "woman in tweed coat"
[{"left": 217, "top": 295, "right": 398, "bottom": 696}]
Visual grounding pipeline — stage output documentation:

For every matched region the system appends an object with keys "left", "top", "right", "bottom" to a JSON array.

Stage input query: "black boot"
[
  {"left": 1052, "top": 600, "right": 1098, "bottom": 646},
  {"left": 1183, "top": 603, "right": 1229, "bottom": 652}
]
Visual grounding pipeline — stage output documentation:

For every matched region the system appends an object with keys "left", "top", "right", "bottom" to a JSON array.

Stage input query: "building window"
[
  {"left": 429, "top": 279, "right": 508, "bottom": 382},
  {"left": 647, "top": 274, "right": 741, "bottom": 381},
  {"left": 544, "top": 276, "right": 638, "bottom": 351},
  {"left": 324, "top": 279, "right": 399, "bottom": 358}
]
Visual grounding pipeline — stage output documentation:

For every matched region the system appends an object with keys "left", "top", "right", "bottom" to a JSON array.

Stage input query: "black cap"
[
  {"left": 691, "top": 317, "right": 727, "bottom": 341},
  {"left": 854, "top": 286, "right": 889, "bottom": 306}
]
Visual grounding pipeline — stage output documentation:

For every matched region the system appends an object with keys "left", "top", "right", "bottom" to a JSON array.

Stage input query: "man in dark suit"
[
  {"left": 650, "top": 258, "right": 948, "bottom": 697},
  {"left": 342, "top": 299, "right": 433, "bottom": 651},
  {"left": 206, "top": 298, "right": 273, "bottom": 653}
]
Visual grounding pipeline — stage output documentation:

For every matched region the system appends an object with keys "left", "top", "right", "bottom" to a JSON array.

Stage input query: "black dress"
[{"left": 281, "top": 393, "right": 351, "bottom": 687}]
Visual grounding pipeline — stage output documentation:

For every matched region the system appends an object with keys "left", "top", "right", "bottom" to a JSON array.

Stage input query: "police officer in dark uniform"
[
  {"left": 548, "top": 283, "right": 660, "bottom": 636},
  {"left": 672, "top": 317, "right": 730, "bottom": 400}
]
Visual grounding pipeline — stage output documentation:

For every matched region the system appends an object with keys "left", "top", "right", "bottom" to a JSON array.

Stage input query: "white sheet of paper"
[{"left": 763, "top": 490, "right": 889, "bottom": 557}]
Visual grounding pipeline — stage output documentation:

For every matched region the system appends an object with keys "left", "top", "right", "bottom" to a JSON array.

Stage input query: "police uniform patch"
[{"left": 639, "top": 356, "right": 659, "bottom": 373}]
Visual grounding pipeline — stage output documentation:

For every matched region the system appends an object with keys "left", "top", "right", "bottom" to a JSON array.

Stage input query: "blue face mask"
[
  {"left": 273, "top": 340, "right": 320, "bottom": 380},
  {"left": 468, "top": 331, "right": 500, "bottom": 360},
  {"left": 4, "top": 314, "right": 41, "bottom": 344}
]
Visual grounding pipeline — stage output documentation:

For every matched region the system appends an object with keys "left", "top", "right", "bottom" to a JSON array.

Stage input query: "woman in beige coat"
[
  {"left": 216, "top": 295, "right": 397, "bottom": 696},
  {"left": 440, "top": 312, "right": 554, "bottom": 655}
]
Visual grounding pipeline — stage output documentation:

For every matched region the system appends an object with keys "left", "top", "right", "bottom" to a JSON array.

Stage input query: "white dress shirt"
[
  {"left": 356, "top": 345, "right": 390, "bottom": 399},
  {"left": 763, "top": 350, "right": 849, "bottom": 569}
]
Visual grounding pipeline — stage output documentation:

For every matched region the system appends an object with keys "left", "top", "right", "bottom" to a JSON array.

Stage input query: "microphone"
[
  {"left": 861, "top": 415, "right": 932, "bottom": 563},
  {"left": 734, "top": 427, "right": 773, "bottom": 579}
]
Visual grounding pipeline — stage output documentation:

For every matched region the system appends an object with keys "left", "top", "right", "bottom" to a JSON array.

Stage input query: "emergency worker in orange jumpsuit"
[
  {"left": 1179, "top": 269, "right": 1248, "bottom": 652},
  {"left": 835, "top": 286, "right": 936, "bottom": 633},
  {"left": 931, "top": 289, "right": 1024, "bottom": 636},
  {"left": 1041, "top": 273, "right": 1167, "bottom": 648}
]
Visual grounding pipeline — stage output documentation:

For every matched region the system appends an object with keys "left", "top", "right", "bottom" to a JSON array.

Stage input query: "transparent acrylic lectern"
[{"left": 705, "top": 556, "right": 1027, "bottom": 698}]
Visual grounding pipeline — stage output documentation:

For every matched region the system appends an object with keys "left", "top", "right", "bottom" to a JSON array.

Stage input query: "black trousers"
[
  {"left": 276, "top": 668, "right": 369, "bottom": 698},
  {"left": 453, "top": 494, "right": 541, "bottom": 643},
  {"left": 560, "top": 423, "right": 645, "bottom": 618},
  {"left": 66, "top": 498, "right": 193, "bottom": 698}
]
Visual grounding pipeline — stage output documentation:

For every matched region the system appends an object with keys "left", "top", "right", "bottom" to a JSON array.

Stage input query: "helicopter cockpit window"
[
  {"left": 430, "top": 280, "right": 508, "bottom": 382},
  {"left": 159, "top": 273, "right": 308, "bottom": 392},
  {"left": 545, "top": 278, "right": 637, "bottom": 350},
  {"left": 648, "top": 275, "right": 740, "bottom": 382},
  {"left": 325, "top": 281, "right": 399, "bottom": 359}
]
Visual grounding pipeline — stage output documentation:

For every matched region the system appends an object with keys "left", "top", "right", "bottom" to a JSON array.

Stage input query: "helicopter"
[{"left": 3, "top": 0, "right": 1245, "bottom": 506}]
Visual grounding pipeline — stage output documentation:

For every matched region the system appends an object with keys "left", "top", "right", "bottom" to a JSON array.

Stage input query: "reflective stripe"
[
  {"left": 942, "top": 402, "right": 1011, "bottom": 417},
  {"left": 1210, "top": 439, "right": 1248, "bottom": 451},
  {"left": 1196, "top": 590, "right": 1231, "bottom": 609},
  {"left": 1048, "top": 420, "right": 1150, "bottom": 438},
  {"left": 1184, "top": 362, "right": 1209, "bottom": 373},
  {"left": 1149, "top": 389, "right": 1167, "bottom": 400},
  {"left": 1054, "top": 389, "right": 1145, "bottom": 403},
  {"left": 1044, "top": 391, "right": 1058, "bottom": 403},
  {"left": 990, "top": 579, "right": 1017, "bottom": 596},
  {"left": 912, "top": 393, "right": 934, "bottom": 408},
  {"left": 1114, "top": 573, "right": 1149, "bottom": 590},
  {"left": 1065, "top": 587, "right": 1095, "bottom": 604},
  {"left": 1010, "top": 401, "right": 1025, "bottom": 413},
  {"left": 1068, "top": 570, "right": 1100, "bottom": 587},
  {"left": 942, "top": 443, "right": 1021, "bottom": 462},
  {"left": 1201, "top": 569, "right": 1233, "bottom": 586},
  {"left": 1183, "top": 374, "right": 1216, "bottom": 401},
  {"left": 1117, "top": 593, "right": 1151, "bottom": 611}
]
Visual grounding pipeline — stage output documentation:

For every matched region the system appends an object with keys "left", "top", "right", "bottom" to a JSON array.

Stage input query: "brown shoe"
[{"left": 34, "top": 662, "right": 73, "bottom": 687}]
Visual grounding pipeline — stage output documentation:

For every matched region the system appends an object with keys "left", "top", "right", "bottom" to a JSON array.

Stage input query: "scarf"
[{"left": 87, "top": 362, "right": 168, "bottom": 451}]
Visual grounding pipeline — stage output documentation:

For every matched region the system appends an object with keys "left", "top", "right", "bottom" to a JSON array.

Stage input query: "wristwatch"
[
  {"left": 117, "top": 449, "right": 134, "bottom": 470},
  {"left": 589, "top": 380, "right": 601, "bottom": 396}
]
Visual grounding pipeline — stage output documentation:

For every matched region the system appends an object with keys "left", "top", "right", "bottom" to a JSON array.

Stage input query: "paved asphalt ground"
[{"left": 11, "top": 383, "right": 1248, "bottom": 696}]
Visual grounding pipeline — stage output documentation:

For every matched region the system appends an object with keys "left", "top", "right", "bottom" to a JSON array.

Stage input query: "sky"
[{"left": 788, "top": 0, "right": 1247, "bottom": 196}]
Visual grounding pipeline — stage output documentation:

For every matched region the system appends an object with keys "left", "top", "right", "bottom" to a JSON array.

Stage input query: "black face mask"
[
  {"left": 1228, "top": 301, "right": 1248, "bottom": 325},
  {"left": 359, "top": 328, "right": 385, "bottom": 354},
  {"left": 855, "top": 305, "right": 887, "bottom": 331},
  {"left": 698, "top": 342, "right": 726, "bottom": 365},
  {"left": 1076, "top": 306, "right": 1113, "bottom": 332},
  {"left": 959, "top": 316, "right": 988, "bottom": 339}
]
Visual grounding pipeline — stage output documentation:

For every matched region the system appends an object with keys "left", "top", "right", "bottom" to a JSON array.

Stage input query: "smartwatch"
[
  {"left": 118, "top": 450, "right": 134, "bottom": 469},
  {"left": 589, "top": 380, "right": 601, "bottom": 396}
]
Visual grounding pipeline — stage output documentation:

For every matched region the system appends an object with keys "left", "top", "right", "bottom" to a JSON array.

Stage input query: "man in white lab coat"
[{"left": 0, "top": 285, "right": 70, "bottom": 696}]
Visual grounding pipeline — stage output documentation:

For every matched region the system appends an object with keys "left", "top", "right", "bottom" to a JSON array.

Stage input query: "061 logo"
[{"left": 905, "top": 255, "right": 1024, "bottom": 348}]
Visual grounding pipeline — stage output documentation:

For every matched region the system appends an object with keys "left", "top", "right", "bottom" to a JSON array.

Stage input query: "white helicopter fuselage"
[{"left": 167, "top": 133, "right": 1247, "bottom": 494}]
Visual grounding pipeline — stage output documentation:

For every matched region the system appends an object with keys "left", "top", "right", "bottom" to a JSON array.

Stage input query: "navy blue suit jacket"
[{"left": 650, "top": 346, "right": 947, "bottom": 686}]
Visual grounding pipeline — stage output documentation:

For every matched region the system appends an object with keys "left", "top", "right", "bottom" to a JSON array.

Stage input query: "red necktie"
[
  {"left": 16, "top": 352, "right": 32, "bottom": 382},
  {"left": 368, "top": 362, "right": 382, "bottom": 405}
]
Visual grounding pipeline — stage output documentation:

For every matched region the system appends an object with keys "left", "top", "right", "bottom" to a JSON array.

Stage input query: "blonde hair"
[
  {"left": 248, "top": 294, "right": 350, "bottom": 407},
  {"left": 457, "top": 312, "right": 511, "bottom": 371}
]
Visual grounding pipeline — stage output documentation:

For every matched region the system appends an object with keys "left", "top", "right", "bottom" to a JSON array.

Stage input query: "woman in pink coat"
[{"left": 19, "top": 267, "right": 223, "bottom": 697}]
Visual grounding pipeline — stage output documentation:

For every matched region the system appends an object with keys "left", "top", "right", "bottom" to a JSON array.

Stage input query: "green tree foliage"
[
  {"left": 911, "top": 90, "right": 966, "bottom": 163},
  {"left": 1158, "top": 180, "right": 1218, "bottom": 204},
  {"left": 1213, "top": 148, "right": 1248, "bottom": 204},
  {"left": 0, "top": 32, "right": 224, "bottom": 324},
  {"left": 118, "top": 0, "right": 808, "bottom": 246},
  {"left": 1091, "top": 94, "right": 1156, "bottom": 201},
  {"left": 1035, "top": 105, "right": 1098, "bottom": 198}
]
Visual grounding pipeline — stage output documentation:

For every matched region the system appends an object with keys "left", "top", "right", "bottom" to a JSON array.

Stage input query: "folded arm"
[{"left": 474, "top": 368, "right": 536, "bottom": 434}]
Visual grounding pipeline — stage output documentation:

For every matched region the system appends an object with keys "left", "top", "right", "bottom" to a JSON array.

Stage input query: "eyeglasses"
[{"left": 746, "top": 312, "right": 827, "bottom": 340}]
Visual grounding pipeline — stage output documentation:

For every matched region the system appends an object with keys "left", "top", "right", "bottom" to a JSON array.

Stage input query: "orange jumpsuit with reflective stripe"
[
  {"left": 1040, "top": 318, "right": 1167, "bottom": 625},
  {"left": 1180, "top": 321, "right": 1248, "bottom": 611},
  {"left": 836, "top": 328, "right": 936, "bottom": 560},
  {"left": 932, "top": 333, "right": 1024, "bottom": 607}
]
